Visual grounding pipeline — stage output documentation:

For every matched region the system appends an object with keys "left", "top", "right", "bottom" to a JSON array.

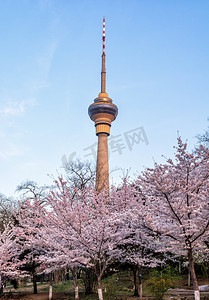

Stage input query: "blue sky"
[{"left": 1, "top": 0, "right": 209, "bottom": 197}]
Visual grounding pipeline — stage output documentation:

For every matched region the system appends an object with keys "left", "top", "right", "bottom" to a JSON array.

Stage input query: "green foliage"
[
  {"left": 49, "top": 280, "right": 74, "bottom": 292},
  {"left": 103, "top": 283, "right": 118, "bottom": 299},
  {"left": 146, "top": 266, "right": 180, "bottom": 300},
  {"left": 101, "top": 271, "right": 133, "bottom": 298},
  {"left": 81, "top": 268, "right": 97, "bottom": 294},
  {"left": 4, "top": 268, "right": 186, "bottom": 299},
  {"left": 200, "top": 262, "right": 209, "bottom": 278}
]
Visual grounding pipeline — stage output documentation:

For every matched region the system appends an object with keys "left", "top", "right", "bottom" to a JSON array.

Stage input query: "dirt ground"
[
  {"left": 3, "top": 292, "right": 209, "bottom": 300},
  {"left": 0, "top": 295, "right": 156, "bottom": 300},
  {"left": 0, "top": 290, "right": 154, "bottom": 300},
  {"left": 0, "top": 292, "right": 64, "bottom": 299},
  {"left": 2, "top": 287, "right": 209, "bottom": 300},
  {"left": 0, "top": 292, "right": 72, "bottom": 299},
  {"left": 0, "top": 293, "right": 148, "bottom": 300},
  {"left": 1, "top": 292, "right": 208, "bottom": 300}
]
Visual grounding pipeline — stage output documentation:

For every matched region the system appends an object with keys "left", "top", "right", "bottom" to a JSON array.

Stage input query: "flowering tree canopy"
[{"left": 137, "top": 139, "right": 209, "bottom": 300}]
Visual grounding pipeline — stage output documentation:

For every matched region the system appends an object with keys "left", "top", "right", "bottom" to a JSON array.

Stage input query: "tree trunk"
[
  {"left": 82, "top": 268, "right": 95, "bottom": 295},
  {"left": 40, "top": 274, "right": 44, "bottom": 284},
  {"left": 139, "top": 248, "right": 144, "bottom": 299},
  {"left": 31, "top": 261, "right": 38, "bottom": 294},
  {"left": 54, "top": 270, "right": 59, "bottom": 284},
  {"left": 66, "top": 269, "right": 69, "bottom": 281},
  {"left": 188, "top": 267, "right": 191, "bottom": 287},
  {"left": 32, "top": 271, "right": 37, "bottom": 294},
  {"left": 133, "top": 268, "right": 139, "bottom": 296},
  {"left": 97, "top": 277, "right": 103, "bottom": 300},
  {"left": 0, "top": 275, "right": 2, "bottom": 294},
  {"left": 72, "top": 267, "right": 79, "bottom": 300},
  {"left": 188, "top": 248, "right": 200, "bottom": 300},
  {"left": 179, "top": 260, "right": 181, "bottom": 274},
  {"left": 49, "top": 273, "right": 53, "bottom": 300},
  {"left": 139, "top": 273, "right": 142, "bottom": 300},
  {"left": 77, "top": 268, "right": 81, "bottom": 279}
]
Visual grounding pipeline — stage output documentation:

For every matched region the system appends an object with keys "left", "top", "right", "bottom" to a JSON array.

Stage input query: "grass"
[
  {"left": 3, "top": 269, "right": 209, "bottom": 299},
  {"left": 4, "top": 271, "right": 137, "bottom": 299},
  {"left": 38, "top": 271, "right": 136, "bottom": 298}
]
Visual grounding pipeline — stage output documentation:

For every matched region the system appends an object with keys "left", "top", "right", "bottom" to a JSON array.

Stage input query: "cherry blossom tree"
[
  {"left": 11, "top": 178, "right": 94, "bottom": 299},
  {"left": 42, "top": 179, "right": 123, "bottom": 300},
  {"left": 34, "top": 177, "right": 166, "bottom": 300},
  {"left": 14, "top": 177, "right": 133, "bottom": 300},
  {"left": 9, "top": 199, "right": 47, "bottom": 294},
  {"left": 111, "top": 180, "right": 164, "bottom": 298},
  {"left": 0, "top": 193, "right": 16, "bottom": 233},
  {"left": 0, "top": 227, "right": 21, "bottom": 294},
  {"left": 0, "top": 195, "right": 19, "bottom": 294},
  {"left": 9, "top": 177, "right": 92, "bottom": 299},
  {"left": 137, "top": 139, "right": 209, "bottom": 300}
]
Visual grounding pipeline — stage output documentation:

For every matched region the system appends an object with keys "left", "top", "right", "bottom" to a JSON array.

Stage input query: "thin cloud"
[
  {"left": 37, "top": 40, "right": 58, "bottom": 76},
  {"left": 31, "top": 80, "right": 50, "bottom": 92},
  {"left": 0, "top": 142, "right": 23, "bottom": 160},
  {"left": 0, "top": 98, "right": 36, "bottom": 117}
]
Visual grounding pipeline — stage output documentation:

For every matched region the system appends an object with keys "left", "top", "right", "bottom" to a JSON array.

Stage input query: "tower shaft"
[{"left": 96, "top": 133, "right": 109, "bottom": 191}]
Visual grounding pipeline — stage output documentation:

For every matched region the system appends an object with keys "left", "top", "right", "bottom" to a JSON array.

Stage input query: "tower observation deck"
[{"left": 88, "top": 17, "right": 118, "bottom": 191}]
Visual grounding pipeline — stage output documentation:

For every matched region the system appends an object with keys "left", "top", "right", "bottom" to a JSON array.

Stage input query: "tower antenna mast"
[{"left": 101, "top": 17, "right": 106, "bottom": 93}]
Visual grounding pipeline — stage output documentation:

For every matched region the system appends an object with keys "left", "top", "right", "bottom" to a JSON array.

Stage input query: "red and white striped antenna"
[
  {"left": 103, "top": 17, "right": 105, "bottom": 55},
  {"left": 101, "top": 17, "right": 106, "bottom": 93}
]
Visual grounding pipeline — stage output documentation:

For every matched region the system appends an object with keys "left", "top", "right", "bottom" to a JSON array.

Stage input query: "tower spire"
[
  {"left": 103, "top": 17, "right": 105, "bottom": 55},
  {"left": 101, "top": 17, "right": 106, "bottom": 93}
]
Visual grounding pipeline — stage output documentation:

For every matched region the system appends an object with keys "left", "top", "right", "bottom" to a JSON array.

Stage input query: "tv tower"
[{"left": 88, "top": 18, "right": 118, "bottom": 191}]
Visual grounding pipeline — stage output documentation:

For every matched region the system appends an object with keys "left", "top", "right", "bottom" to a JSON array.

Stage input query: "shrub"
[{"left": 146, "top": 266, "right": 179, "bottom": 300}]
